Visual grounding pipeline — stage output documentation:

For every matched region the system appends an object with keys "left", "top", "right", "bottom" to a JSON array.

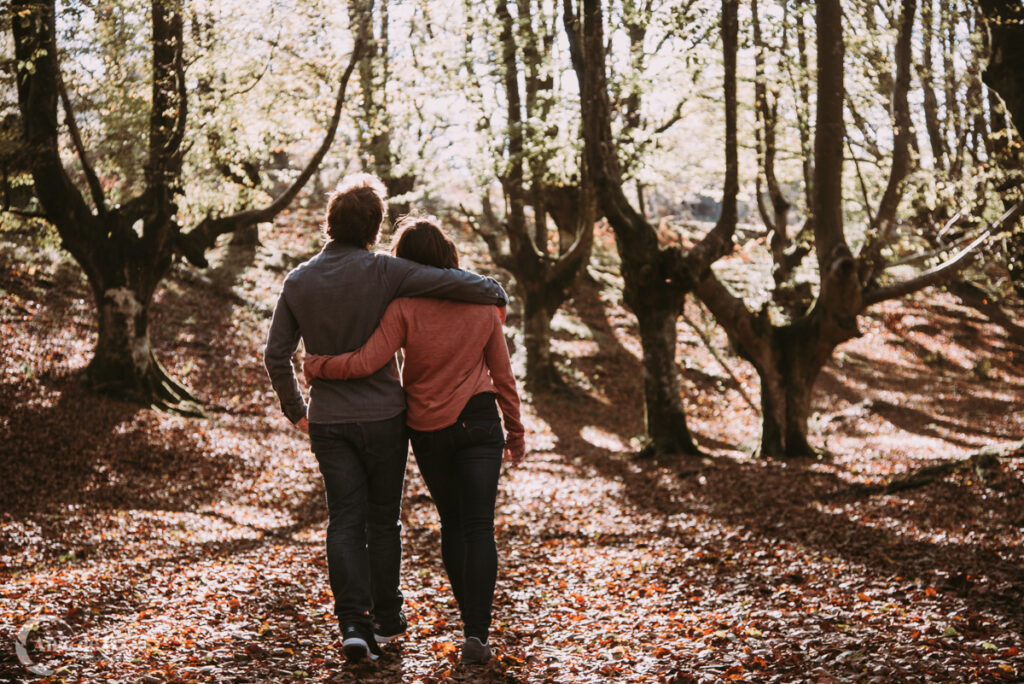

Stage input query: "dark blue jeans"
[
  {"left": 409, "top": 395, "right": 504, "bottom": 642},
  {"left": 308, "top": 414, "right": 408, "bottom": 629}
]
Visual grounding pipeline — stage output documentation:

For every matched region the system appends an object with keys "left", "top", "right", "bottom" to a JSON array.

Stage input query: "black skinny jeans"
[{"left": 409, "top": 393, "right": 504, "bottom": 642}]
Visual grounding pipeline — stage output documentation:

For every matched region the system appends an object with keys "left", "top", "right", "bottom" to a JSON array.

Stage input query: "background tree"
[
  {"left": 566, "top": 0, "right": 739, "bottom": 457},
  {"left": 979, "top": 0, "right": 1024, "bottom": 295},
  {"left": 10, "top": 0, "right": 365, "bottom": 410},
  {"left": 351, "top": 0, "right": 415, "bottom": 218},
  {"left": 465, "top": 0, "right": 596, "bottom": 389},
  {"left": 693, "top": 0, "right": 1023, "bottom": 457}
]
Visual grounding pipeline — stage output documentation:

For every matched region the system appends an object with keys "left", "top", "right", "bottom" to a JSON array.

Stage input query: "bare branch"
[
  {"left": 549, "top": 213, "right": 594, "bottom": 282},
  {"left": 858, "top": 0, "right": 916, "bottom": 283},
  {"left": 882, "top": 230, "right": 979, "bottom": 270},
  {"left": 176, "top": 37, "right": 364, "bottom": 267},
  {"left": 684, "top": 0, "right": 738, "bottom": 279},
  {"left": 57, "top": 71, "right": 106, "bottom": 216},
  {"left": 847, "top": 137, "right": 876, "bottom": 232},
  {"left": 936, "top": 206, "right": 971, "bottom": 242},
  {"left": 651, "top": 98, "right": 686, "bottom": 135},
  {"left": 863, "top": 200, "right": 1023, "bottom": 306}
]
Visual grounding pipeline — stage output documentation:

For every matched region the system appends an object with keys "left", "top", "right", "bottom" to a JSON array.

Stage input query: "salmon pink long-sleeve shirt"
[{"left": 303, "top": 298, "right": 524, "bottom": 452}]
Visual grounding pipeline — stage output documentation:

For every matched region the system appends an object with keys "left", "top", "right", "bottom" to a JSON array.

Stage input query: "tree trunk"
[
  {"left": 794, "top": 2, "right": 813, "bottom": 211},
  {"left": 980, "top": 0, "right": 1024, "bottom": 137},
  {"left": 755, "top": 322, "right": 830, "bottom": 458},
  {"left": 521, "top": 287, "right": 561, "bottom": 388},
  {"left": 634, "top": 298, "right": 699, "bottom": 457},
  {"left": 89, "top": 281, "right": 199, "bottom": 411},
  {"left": 566, "top": 0, "right": 736, "bottom": 459},
  {"left": 919, "top": 0, "right": 948, "bottom": 170},
  {"left": 752, "top": 0, "right": 791, "bottom": 282},
  {"left": 231, "top": 224, "right": 260, "bottom": 246},
  {"left": 13, "top": 0, "right": 362, "bottom": 412}
]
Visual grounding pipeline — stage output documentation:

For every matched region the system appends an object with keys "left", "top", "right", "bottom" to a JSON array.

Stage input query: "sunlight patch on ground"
[{"left": 579, "top": 424, "right": 626, "bottom": 452}]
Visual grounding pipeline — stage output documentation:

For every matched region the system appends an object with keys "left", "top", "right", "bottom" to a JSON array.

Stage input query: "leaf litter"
[{"left": 1, "top": 216, "right": 1023, "bottom": 682}]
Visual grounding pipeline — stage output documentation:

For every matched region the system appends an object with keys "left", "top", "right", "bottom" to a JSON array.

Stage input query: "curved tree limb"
[
  {"left": 57, "top": 71, "right": 106, "bottom": 216},
  {"left": 683, "top": 0, "right": 738, "bottom": 280},
  {"left": 695, "top": 273, "right": 774, "bottom": 373},
  {"left": 461, "top": 199, "right": 515, "bottom": 271},
  {"left": 176, "top": 35, "right": 364, "bottom": 267},
  {"left": 858, "top": 0, "right": 916, "bottom": 286},
  {"left": 11, "top": 0, "right": 102, "bottom": 254},
  {"left": 680, "top": 303, "right": 760, "bottom": 415},
  {"left": 882, "top": 229, "right": 979, "bottom": 271},
  {"left": 863, "top": 200, "right": 1023, "bottom": 306}
]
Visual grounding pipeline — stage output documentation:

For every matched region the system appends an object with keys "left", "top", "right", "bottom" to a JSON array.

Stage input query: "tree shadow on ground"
[
  {"left": 153, "top": 237, "right": 267, "bottom": 407},
  {"left": 529, "top": 286, "right": 1024, "bottom": 628},
  {"left": 878, "top": 296, "right": 1024, "bottom": 381},
  {"left": 0, "top": 374, "right": 259, "bottom": 518},
  {"left": 819, "top": 351, "right": 1024, "bottom": 446},
  {"left": 540, "top": 277, "right": 739, "bottom": 454},
  {"left": 532, "top": 373, "right": 1024, "bottom": 626},
  {"left": 538, "top": 378, "right": 1024, "bottom": 621},
  {"left": 0, "top": 232, "right": 324, "bottom": 564}
]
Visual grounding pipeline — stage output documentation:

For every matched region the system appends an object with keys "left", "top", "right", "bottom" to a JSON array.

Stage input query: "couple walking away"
[{"left": 264, "top": 174, "right": 526, "bottom": 665}]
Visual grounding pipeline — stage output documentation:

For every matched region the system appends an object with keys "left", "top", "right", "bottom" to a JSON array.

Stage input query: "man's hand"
[
  {"left": 296, "top": 417, "right": 309, "bottom": 435},
  {"left": 504, "top": 442, "right": 526, "bottom": 467}
]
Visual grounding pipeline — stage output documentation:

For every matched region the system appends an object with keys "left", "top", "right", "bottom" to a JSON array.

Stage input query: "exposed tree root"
[
  {"left": 836, "top": 440, "right": 1024, "bottom": 498},
  {"left": 88, "top": 355, "right": 205, "bottom": 418}
]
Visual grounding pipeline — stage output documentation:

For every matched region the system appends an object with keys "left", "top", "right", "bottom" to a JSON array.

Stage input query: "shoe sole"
[
  {"left": 342, "top": 637, "right": 379, "bottom": 662},
  {"left": 374, "top": 630, "right": 406, "bottom": 644}
]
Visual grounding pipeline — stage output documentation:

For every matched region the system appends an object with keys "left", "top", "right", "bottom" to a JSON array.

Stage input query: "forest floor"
[{"left": 2, "top": 212, "right": 1024, "bottom": 683}]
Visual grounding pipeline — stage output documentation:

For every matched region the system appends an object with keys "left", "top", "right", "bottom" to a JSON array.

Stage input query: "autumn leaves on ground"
[{"left": 2, "top": 216, "right": 1024, "bottom": 683}]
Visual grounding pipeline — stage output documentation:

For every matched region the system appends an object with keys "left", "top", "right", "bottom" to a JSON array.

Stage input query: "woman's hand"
[
  {"left": 303, "top": 354, "right": 330, "bottom": 384},
  {"left": 504, "top": 442, "right": 526, "bottom": 467}
]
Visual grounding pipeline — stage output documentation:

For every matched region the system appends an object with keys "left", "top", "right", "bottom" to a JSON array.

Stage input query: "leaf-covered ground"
[{"left": 2, "top": 216, "right": 1023, "bottom": 682}]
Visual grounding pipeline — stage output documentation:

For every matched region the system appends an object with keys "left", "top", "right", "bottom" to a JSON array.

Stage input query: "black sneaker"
[
  {"left": 373, "top": 612, "right": 408, "bottom": 643},
  {"left": 341, "top": 623, "right": 382, "bottom": 662}
]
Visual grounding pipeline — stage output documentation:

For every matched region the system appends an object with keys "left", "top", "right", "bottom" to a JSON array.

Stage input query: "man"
[{"left": 264, "top": 174, "right": 508, "bottom": 662}]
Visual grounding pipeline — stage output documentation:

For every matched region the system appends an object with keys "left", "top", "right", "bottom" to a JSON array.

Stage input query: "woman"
[{"left": 303, "top": 216, "right": 525, "bottom": 664}]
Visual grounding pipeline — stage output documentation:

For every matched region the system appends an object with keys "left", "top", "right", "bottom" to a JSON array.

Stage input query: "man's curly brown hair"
[{"left": 323, "top": 174, "right": 388, "bottom": 248}]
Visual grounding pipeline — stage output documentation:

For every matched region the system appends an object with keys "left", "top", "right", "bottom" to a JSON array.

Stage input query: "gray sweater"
[{"left": 264, "top": 241, "right": 508, "bottom": 425}]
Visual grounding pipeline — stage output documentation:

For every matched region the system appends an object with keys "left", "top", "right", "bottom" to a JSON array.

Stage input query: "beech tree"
[
  {"left": 11, "top": 0, "right": 365, "bottom": 410},
  {"left": 980, "top": 1, "right": 1024, "bottom": 135},
  {"left": 566, "top": 0, "right": 739, "bottom": 457},
  {"left": 694, "top": 0, "right": 1023, "bottom": 457},
  {"left": 351, "top": 0, "right": 415, "bottom": 218},
  {"left": 466, "top": 0, "right": 596, "bottom": 389}
]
